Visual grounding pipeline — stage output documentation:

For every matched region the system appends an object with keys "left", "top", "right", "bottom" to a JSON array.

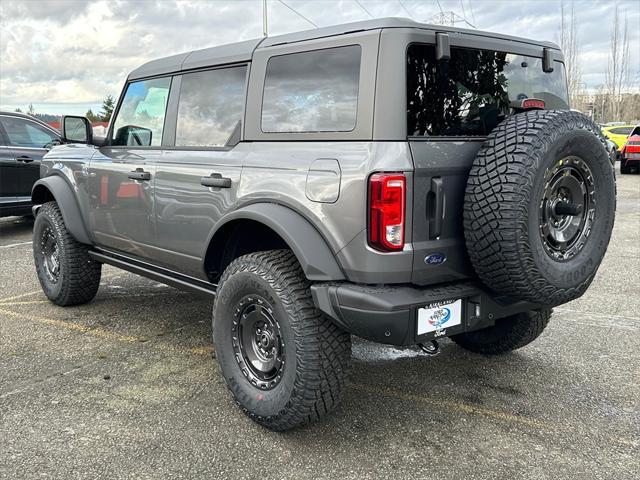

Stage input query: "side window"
[
  {"left": 261, "top": 45, "right": 361, "bottom": 133},
  {"left": 111, "top": 77, "right": 171, "bottom": 146},
  {"left": 1, "top": 117, "right": 58, "bottom": 148},
  {"left": 175, "top": 66, "right": 247, "bottom": 147}
]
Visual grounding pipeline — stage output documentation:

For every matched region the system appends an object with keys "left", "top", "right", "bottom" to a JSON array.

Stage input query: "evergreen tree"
[
  {"left": 86, "top": 109, "right": 98, "bottom": 122},
  {"left": 99, "top": 95, "right": 115, "bottom": 122},
  {"left": 14, "top": 108, "right": 22, "bottom": 113},
  {"left": 27, "top": 103, "right": 35, "bottom": 116}
]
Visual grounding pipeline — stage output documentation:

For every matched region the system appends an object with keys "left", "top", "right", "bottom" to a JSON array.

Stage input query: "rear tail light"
[{"left": 368, "top": 173, "right": 406, "bottom": 251}]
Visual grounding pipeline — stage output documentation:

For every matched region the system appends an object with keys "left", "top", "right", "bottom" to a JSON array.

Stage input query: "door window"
[
  {"left": 1, "top": 116, "right": 59, "bottom": 148},
  {"left": 111, "top": 77, "right": 171, "bottom": 146},
  {"left": 261, "top": 45, "right": 361, "bottom": 133},
  {"left": 175, "top": 66, "right": 247, "bottom": 147}
]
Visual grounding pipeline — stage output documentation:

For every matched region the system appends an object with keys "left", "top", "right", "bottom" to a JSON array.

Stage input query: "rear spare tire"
[{"left": 464, "top": 110, "right": 615, "bottom": 306}]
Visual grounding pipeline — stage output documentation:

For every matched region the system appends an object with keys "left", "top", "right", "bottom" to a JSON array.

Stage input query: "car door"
[
  {"left": 0, "top": 114, "right": 60, "bottom": 202},
  {"left": 150, "top": 66, "right": 248, "bottom": 279},
  {"left": 88, "top": 77, "right": 171, "bottom": 259},
  {"left": 0, "top": 126, "right": 14, "bottom": 205}
]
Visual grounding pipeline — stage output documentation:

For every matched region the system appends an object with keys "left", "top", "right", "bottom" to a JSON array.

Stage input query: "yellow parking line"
[
  {"left": 351, "top": 382, "right": 555, "bottom": 431},
  {"left": 0, "top": 273, "right": 121, "bottom": 304},
  {"left": 0, "top": 307, "right": 212, "bottom": 357}
]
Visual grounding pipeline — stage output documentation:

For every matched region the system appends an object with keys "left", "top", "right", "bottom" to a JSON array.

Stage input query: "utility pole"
[{"left": 263, "top": 0, "right": 268, "bottom": 37}]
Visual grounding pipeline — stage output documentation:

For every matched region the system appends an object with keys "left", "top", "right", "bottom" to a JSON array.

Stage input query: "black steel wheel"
[
  {"left": 464, "top": 110, "right": 616, "bottom": 305},
  {"left": 539, "top": 156, "right": 595, "bottom": 262},
  {"left": 213, "top": 250, "right": 351, "bottom": 431},
  {"left": 33, "top": 201, "right": 102, "bottom": 306},
  {"left": 232, "top": 295, "right": 285, "bottom": 390},
  {"left": 40, "top": 225, "right": 61, "bottom": 283}
]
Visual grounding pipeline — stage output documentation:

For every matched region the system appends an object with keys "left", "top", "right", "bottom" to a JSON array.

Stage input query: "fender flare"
[
  {"left": 32, "top": 176, "right": 92, "bottom": 245},
  {"left": 211, "top": 203, "right": 345, "bottom": 281}
]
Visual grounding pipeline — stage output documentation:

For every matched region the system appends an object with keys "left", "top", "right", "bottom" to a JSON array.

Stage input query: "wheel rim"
[
  {"left": 40, "top": 225, "right": 60, "bottom": 283},
  {"left": 539, "top": 156, "right": 595, "bottom": 262},
  {"left": 231, "top": 295, "right": 284, "bottom": 390}
]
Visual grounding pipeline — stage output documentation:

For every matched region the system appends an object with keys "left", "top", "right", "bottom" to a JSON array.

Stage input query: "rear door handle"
[
  {"left": 428, "top": 177, "right": 444, "bottom": 239},
  {"left": 127, "top": 168, "right": 151, "bottom": 181},
  {"left": 201, "top": 173, "right": 231, "bottom": 188},
  {"left": 16, "top": 155, "right": 34, "bottom": 163}
]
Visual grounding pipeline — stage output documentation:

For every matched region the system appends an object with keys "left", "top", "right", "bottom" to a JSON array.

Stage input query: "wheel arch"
[
  {"left": 31, "top": 176, "right": 92, "bottom": 245},
  {"left": 204, "top": 204, "right": 345, "bottom": 283}
]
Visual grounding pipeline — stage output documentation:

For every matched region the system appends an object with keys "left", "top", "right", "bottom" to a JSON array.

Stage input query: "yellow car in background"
[{"left": 602, "top": 124, "right": 636, "bottom": 149}]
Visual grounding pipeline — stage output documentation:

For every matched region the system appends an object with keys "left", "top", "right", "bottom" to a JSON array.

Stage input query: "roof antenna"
[{"left": 263, "top": 0, "right": 268, "bottom": 37}]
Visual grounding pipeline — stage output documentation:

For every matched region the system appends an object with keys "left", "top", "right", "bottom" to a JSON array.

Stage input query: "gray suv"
[{"left": 31, "top": 18, "right": 615, "bottom": 430}]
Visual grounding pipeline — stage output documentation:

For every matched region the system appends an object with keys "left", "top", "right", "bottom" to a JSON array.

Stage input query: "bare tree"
[
  {"left": 559, "top": 0, "right": 582, "bottom": 107},
  {"left": 606, "top": 5, "right": 630, "bottom": 120}
]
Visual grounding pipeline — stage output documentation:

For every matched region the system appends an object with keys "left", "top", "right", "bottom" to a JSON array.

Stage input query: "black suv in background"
[{"left": 0, "top": 111, "right": 61, "bottom": 217}]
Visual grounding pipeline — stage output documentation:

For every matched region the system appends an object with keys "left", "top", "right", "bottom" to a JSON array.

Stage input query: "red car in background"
[{"left": 620, "top": 125, "right": 640, "bottom": 174}]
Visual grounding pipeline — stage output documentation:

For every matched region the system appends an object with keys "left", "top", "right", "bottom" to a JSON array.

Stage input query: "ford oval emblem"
[{"left": 424, "top": 253, "right": 447, "bottom": 265}]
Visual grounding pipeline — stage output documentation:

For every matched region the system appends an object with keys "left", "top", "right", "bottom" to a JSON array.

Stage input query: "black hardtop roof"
[{"left": 128, "top": 17, "right": 561, "bottom": 80}]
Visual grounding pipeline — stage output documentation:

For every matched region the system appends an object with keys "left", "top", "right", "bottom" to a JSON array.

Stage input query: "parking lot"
[{"left": 0, "top": 167, "right": 637, "bottom": 480}]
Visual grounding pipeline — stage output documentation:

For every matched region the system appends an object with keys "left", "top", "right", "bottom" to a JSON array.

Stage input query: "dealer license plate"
[{"left": 417, "top": 299, "right": 463, "bottom": 335}]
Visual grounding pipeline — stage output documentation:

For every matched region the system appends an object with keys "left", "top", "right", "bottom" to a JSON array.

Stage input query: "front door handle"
[
  {"left": 201, "top": 173, "right": 231, "bottom": 188},
  {"left": 127, "top": 168, "right": 151, "bottom": 181},
  {"left": 16, "top": 155, "right": 34, "bottom": 163}
]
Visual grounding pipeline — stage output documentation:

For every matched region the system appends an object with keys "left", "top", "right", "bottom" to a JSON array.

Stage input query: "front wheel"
[
  {"left": 451, "top": 309, "right": 552, "bottom": 355},
  {"left": 212, "top": 250, "right": 351, "bottom": 431},
  {"left": 33, "top": 201, "right": 102, "bottom": 306}
]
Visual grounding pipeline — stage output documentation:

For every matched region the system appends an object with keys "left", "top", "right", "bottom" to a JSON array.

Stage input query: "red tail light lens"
[{"left": 368, "top": 173, "right": 406, "bottom": 251}]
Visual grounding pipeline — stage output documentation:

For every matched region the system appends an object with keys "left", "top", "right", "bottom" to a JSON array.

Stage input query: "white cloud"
[{"left": 0, "top": 0, "right": 638, "bottom": 115}]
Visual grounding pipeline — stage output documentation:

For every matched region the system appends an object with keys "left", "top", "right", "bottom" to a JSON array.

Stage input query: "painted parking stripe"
[{"left": 0, "top": 241, "right": 32, "bottom": 248}]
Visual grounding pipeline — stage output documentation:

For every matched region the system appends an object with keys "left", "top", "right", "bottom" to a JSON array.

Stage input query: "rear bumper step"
[{"left": 311, "top": 281, "right": 539, "bottom": 346}]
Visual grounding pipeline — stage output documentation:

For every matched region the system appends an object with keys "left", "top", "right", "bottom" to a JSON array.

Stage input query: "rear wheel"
[
  {"left": 212, "top": 250, "right": 351, "bottom": 431},
  {"left": 620, "top": 159, "right": 632, "bottom": 174},
  {"left": 452, "top": 309, "right": 552, "bottom": 355},
  {"left": 33, "top": 202, "right": 101, "bottom": 306}
]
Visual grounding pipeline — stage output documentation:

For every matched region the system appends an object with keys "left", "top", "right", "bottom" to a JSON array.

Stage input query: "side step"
[{"left": 89, "top": 249, "right": 217, "bottom": 298}]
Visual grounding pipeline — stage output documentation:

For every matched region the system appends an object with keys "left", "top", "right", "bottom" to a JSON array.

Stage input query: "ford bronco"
[{"left": 31, "top": 18, "right": 615, "bottom": 430}]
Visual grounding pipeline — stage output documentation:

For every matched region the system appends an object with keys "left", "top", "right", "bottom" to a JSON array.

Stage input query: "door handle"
[
  {"left": 127, "top": 168, "right": 151, "bottom": 181},
  {"left": 16, "top": 155, "right": 34, "bottom": 163},
  {"left": 427, "top": 177, "right": 444, "bottom": 239},
  {"left": 201, "top": 173, "right": 231, "bottom": 188}
]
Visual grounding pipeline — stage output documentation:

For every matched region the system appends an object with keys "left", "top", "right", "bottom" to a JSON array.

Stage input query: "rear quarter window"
[
  {"left": 261, "top": 45, "right": 361, "bottom": 133},
  {"left": 611, "top": 127, "right": 633, "bottom": 135}
]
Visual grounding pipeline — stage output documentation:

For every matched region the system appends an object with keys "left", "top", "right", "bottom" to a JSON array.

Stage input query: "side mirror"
[
  {"left": 62, "top": 115, "right": 93, "bottom": 144},
  {"left": 114, "top": 125, "right": 153, "bottom": 146}
]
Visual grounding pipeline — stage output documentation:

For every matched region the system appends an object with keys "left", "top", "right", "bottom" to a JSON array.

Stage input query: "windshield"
[{"left": 407, "top": 44, "right": 569, "bottom": 137}]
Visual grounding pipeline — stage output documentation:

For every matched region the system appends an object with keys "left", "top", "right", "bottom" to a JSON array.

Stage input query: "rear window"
[
  {"left": 610, "top": 127, "right": 633, "bottom": 135},
  {"left": 407, "top": 44, "right": 569, "bottom": 137},
  {"left": 261, "top": 45, "right": 361, "bottom": 133}
]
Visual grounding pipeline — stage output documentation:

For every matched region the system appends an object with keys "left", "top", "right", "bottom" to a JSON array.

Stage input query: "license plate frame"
[{"left": 417, "top": 299, "right": 463, "bottom": 337}]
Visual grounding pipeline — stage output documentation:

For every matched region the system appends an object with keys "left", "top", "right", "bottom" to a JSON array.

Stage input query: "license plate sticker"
[{"left": 417, "top": 299, "right": 463, "bottom": 335}]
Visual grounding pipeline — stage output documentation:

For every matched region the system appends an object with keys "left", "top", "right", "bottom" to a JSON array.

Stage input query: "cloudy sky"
[{"left": 1, "top": 0, "right": 638, "bottom": 115}]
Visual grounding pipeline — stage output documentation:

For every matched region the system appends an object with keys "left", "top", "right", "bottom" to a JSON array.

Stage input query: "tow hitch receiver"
[{"left": 418, "top": 340, "right": 440, "bottom": 355}]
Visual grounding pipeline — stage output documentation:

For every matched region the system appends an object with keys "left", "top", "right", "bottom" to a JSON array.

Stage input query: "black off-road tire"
[
  {"left": 452, "top": 309, "right": 552, "bottom": 355},
  {"left": 33, "top": 202, "right": 101, "bottom": 306},
  {"left": 464, "top": 110, "right": 615, "bottom": 306},
  {"left": 212, "top": 249, "right": 351, "bottom": 431}
]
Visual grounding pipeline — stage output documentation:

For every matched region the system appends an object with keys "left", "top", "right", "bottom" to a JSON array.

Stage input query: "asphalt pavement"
[{"left": 0, "top": 166, "right": 638, "bottom": 480}]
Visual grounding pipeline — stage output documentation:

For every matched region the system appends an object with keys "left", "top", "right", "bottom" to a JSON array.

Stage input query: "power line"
[
  {"left": 354, "top": 0, "right": 373, "bottom": 18},
  {"left": 435, "top": 0, "right": 444, "bottom": 14},
  {"left": 468, "top": 0, "right": 476, "bottom": 25},
  {"left": 278, "top": 0, "right": 318, "bottom": 28}
]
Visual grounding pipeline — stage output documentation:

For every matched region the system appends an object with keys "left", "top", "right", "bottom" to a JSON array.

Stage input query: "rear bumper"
[{"left": 311, "top": 281, "right": 539, "bottom": 346}]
